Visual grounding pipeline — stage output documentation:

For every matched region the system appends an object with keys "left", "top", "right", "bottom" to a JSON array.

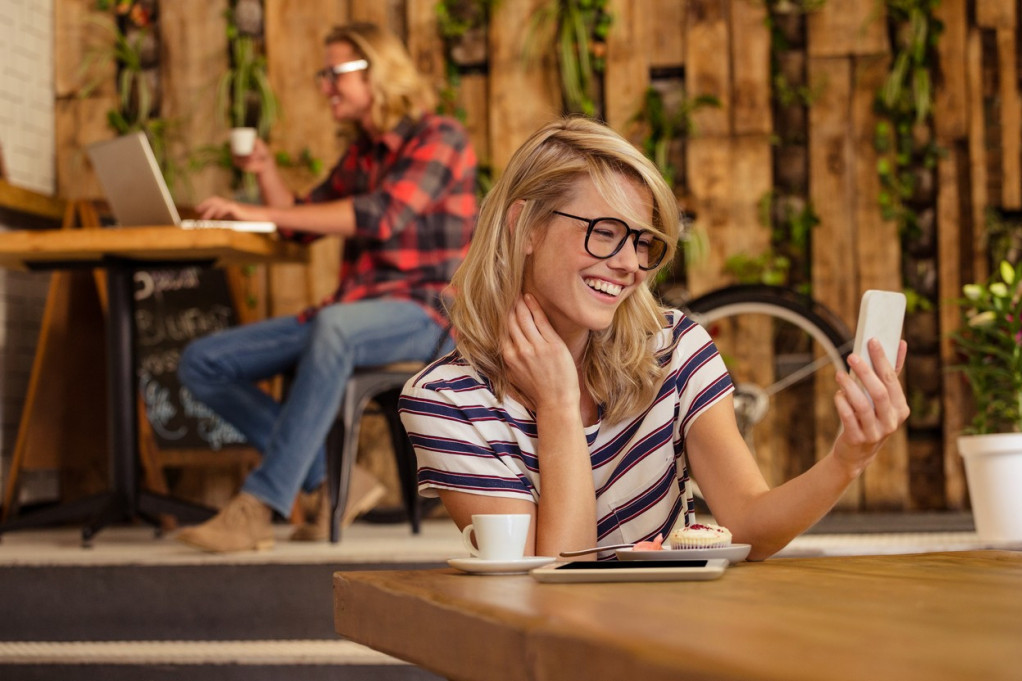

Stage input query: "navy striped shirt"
[{"left": 399, "top": 309, "right": 734, "bottom": 556}]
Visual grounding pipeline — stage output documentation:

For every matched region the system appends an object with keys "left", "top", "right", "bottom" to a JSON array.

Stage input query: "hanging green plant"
[
  {"left": 631, "top": 87, "right": 720, "bottom": 189},
  {"left": 731, "top": 190, "right": 820, "bottom": 290},
  {"left": 873, "top": 0, "right": 943, "bottom": 238},
  {"left": 82, "top": 1, "right": 181, "bottom": 189},
  {"left": 434, "top": 0, "right": 498, "bottom": 201},
  {"left": 216, "top": 9, "right": 279, "bottom": 137},
  {"left": 527, "top": 0, "right": 612, "bottom": 117},
  {"left": 435, "top": 0, "right": 497, "bottom": 122},
  {"left": 765, "top": 0, "right": 826, "bottom": 110},
  {"left": 631, "top": 87, "right": 720, "bottom": 286}
]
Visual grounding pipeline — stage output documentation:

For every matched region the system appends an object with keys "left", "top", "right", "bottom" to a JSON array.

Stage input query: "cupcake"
[{"left": 669, "top": 523, "right": 732, "bottom": 549}]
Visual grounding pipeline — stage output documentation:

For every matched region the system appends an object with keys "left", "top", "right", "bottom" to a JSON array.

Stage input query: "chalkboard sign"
[{"left": 133, "top": 267, "right": 248, "bottom": 451}]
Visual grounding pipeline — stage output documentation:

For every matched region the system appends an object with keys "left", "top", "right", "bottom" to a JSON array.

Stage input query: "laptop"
[{"left": 85, "top": 131, "right": 275, "bottom": 233}]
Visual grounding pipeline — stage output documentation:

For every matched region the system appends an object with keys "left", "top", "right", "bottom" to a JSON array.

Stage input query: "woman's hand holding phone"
[{"left": 831, "top": 291, "right": 911, "bottom": 474}]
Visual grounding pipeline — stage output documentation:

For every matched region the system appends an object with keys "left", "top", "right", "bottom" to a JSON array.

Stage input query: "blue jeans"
[{"left": 177, "top": 299, "right": 451, "bottom": 517}]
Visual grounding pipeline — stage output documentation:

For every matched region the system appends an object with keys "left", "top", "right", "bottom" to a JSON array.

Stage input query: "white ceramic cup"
[
  {"left": 461, "top": 513, "right": 530, "bottom": 561},
  {"left": 230, "top": 127, "right": 257, "bottom": 156}
]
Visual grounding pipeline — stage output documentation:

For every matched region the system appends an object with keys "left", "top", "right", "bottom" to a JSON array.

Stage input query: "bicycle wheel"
[{"left": 675, "top": 285, "right": 854, "bottom": 486}]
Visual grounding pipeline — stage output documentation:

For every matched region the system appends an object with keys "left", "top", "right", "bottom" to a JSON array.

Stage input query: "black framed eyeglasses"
[
  {"left": 552, "top": 210, "right": 668, "bottom": 270},
  {"left": 313, "top": 59, "right": 369, "bottom": 87}
]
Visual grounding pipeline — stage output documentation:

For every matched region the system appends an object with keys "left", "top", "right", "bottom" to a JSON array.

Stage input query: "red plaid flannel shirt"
[{"left": 283, "top": 114, "right": 477, "bottom": 327}]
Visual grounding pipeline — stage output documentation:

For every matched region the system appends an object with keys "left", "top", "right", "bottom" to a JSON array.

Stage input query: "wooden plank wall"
[
  {"left": 936, "top": 0, "right": 1020, "bottom": 508},
  {"left": 806, "top": 4, "right": 908, "bottom": 510},
  {"left": 49, "top": 0, "right": 1022, "bottom": 511}
]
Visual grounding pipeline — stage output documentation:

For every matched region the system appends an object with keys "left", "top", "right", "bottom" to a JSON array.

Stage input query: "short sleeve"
[{"left": 399, "top": 375, "right": 536, "bottom": 502}]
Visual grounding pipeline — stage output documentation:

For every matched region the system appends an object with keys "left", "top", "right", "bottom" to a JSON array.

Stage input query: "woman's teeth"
[{"left": 585, "top": 278, "right": 622, "bottom": 297}]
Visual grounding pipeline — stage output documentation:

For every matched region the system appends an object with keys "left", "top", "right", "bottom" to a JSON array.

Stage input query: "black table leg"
[
  {"left": 0, "top": 262, "right": 215, "bottom": 545},
  {"left": 81, "top": 263, "right": 215, "bottom": 541}
]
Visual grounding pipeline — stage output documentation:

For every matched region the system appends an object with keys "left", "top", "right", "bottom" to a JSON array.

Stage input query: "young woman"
[{"left": 399, "top": 117, "right": 909, "bottom": 561}]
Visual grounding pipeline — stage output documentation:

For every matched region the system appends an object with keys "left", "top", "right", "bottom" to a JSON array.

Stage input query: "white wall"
[
  {"left": 0, "top": 0, "right": 55, "bottom": 193},
  {"left": 0, "top": 0, "right": 56, "bottom": 502}
]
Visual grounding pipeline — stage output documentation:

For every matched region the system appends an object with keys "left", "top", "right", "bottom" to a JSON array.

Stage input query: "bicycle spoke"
[{"left": 763, "top": 340, "right": 853, "bottom": 396}]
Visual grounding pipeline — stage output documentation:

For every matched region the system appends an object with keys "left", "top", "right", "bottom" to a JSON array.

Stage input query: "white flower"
[
  {"left": 963, "top": 284, "right": 983, "bottom": 300},
  {"left": 967, "top": 310, "right": 997, "bottom": 327},
  {"left": 1001, "top": 260, "right": 1016, "bottom": 286}
]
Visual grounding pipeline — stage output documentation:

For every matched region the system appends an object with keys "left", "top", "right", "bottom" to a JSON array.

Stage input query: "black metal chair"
[{"left": 325, "top": 362, "right": 425, "bottom": 543}]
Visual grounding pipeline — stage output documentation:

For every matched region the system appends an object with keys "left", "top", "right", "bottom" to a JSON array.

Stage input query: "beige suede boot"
[
  {"left": 291, "top": 464, "right": 386, "bottom": 542},
  {"left": 176, "top": 492, "right": 274, "bottom": 553}
]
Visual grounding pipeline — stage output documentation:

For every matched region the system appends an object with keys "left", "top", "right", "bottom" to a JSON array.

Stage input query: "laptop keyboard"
[{"left": 180, "top": 219, "right": 276, "bottom": 233}]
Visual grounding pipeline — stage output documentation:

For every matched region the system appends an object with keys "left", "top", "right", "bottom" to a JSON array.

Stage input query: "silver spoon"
[{"left": 559, "top": 543, "right": 637, "bottom": 557}]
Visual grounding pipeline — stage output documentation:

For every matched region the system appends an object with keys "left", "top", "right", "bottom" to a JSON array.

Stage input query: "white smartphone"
[
  {"left": 852, "top": 290, "right": 906, "bottom": 375},
  {"left": 530, "top": 558, "right": 728, "bottom": 583}
]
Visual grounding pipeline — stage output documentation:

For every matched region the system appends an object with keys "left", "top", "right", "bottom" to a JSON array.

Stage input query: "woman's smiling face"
[
  {"left": 320, "top": 41, "right": 374, "bottom": 128},
  {"left": 522, "top": 173, "right": 652, "bottom": 350}
]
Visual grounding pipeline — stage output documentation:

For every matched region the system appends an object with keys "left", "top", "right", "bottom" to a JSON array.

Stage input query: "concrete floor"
[{"left": 0, "top": 512, "right": 1001, "bottom": 567}]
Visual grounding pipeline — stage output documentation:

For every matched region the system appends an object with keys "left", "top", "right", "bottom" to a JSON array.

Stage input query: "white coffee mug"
[
  {"left": 230, "top": 127, "right": 257, "bottom": 156},
  {"left": 461, "top": 513, "right": 530, "bottom": 561}
]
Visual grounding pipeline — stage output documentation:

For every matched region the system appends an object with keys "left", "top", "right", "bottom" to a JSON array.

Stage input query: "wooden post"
[
  {"left": 406, "top": 0, "right": 447, "bottom": 100},
  {"left": 807, "top": 1, "right": 887, "bottom": 57},
  {"left": 53, "top": 0, "right": 117, "bottom": 200},
  {"left": 648, "top": 0, "right": 685, "bottom": 69},
  {"left": 854, "top": 55, "right": 908, "bottom": 510},
  {"left": 160, "top": 0, "right": 232, "bottom": 205},
  {"left": 808, "top": 56, "right": 860, "bottom": 509},
  {"left": 975, "top": 0, "right": 1016, "bottom": 27},
  {"left": 966, "top": 28, "right": 989, "bottom": 284},
  {"left": 685, "top": 0, "right": 730, "bottom": 137},
  {"left": 934, "top": 0, "right": 972, "bottom": 510},
  {"left": 936, "top": 147, "right": 970, "bottom": 509},
  {"left": 458, "top": 73, "right": 492, "bottom": 171},
  {"left": 604, "top": 0, "right": 650, "bottom": 139},
  {"left": 349, "top": 0, "right": 392, "bottom": 31},
  {"left": 996, "top": 28, "right": 1021, "bottom": 208},
  {"left": 731, "top": 0, "right": 772, "bottom": 136},
  {"left": 934, "top": 0, "right": 969, "bottom": 141},
  {"left": 264, "top": 0, "right": 348, "bottom": 317},
  {"left": 265, "top": 0, "right": 346, "bottom": 194},
  {"left": 488, "top": 0, "right": 561, "bottom": 174}
]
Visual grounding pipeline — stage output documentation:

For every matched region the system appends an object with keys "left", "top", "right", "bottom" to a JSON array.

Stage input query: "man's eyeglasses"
[
  {"left": 314, "top": 59, "right": 369, "bottom": 87},
  {"left": 552, "top": 210, "right": 669, "bottom": 271}
]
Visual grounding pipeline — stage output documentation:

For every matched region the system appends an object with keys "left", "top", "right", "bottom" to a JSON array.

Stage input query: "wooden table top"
[
  {"left": 334, "top": 551, "right": 1022, "bottom": 681},
  {"left": 0, "top": 225, "right": 307, "bottom": 269}
]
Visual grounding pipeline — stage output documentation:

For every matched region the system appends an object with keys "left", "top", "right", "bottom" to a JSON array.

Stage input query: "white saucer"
[
  {"left": 448, "top": 556, "right": 556, "bottom": 575},
  {"left": 616, "top": 544, "right": 752, "bottom": 563}
]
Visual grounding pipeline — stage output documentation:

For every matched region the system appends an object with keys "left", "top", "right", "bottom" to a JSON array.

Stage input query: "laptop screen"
[{"left": 86, "top": 132, "right": 181, "bottom": 227}]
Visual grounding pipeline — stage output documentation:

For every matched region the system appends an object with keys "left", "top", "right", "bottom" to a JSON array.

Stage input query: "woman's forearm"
[
  {"left": 256, "top": 164, "right": 296, "bottom": 208},
  {"left": 729, "top": 451, "right": 859, "bottom": 560},
  {"left": 264, "top": 199, "right": 357, "bottom": 236},
  {"left": 533, "top": 405, "right": 598, "bottom": 558}
]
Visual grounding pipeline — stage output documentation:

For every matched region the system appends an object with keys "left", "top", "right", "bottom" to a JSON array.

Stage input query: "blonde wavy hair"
[
  {"left": 451, "top": 117, "right": 681, "bottom": 423},
  {"left": 325, "top": 22, "right": 436, "bottom": 134}
]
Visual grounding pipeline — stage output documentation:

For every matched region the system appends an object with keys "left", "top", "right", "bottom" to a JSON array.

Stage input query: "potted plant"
[
  {"left": 213, "top": 7, "right": 278, "bottom": 201},
  {"left": 952, "top": 259, "right": 1022, "bottom": 543}
]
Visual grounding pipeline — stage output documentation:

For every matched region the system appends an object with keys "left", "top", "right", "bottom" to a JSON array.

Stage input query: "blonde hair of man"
[
  {"left": 325, "top": 22, "right": 436, "bottom": 135},
  {"left": 451, "top": 116, "right": 681, "bottom": 424}
]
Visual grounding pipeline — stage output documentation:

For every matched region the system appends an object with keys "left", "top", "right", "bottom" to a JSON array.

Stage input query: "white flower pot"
[{"left": 958, "top": 433, "right": 1022, "bottom": 543}]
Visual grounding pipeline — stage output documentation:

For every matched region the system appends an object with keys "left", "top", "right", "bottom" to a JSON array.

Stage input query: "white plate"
[
  {"left": 616, "top": 544, "right": 752, "bottom": 563},
  {"left": 448, "top": 556, "right": 556, "bottom": 575}
]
